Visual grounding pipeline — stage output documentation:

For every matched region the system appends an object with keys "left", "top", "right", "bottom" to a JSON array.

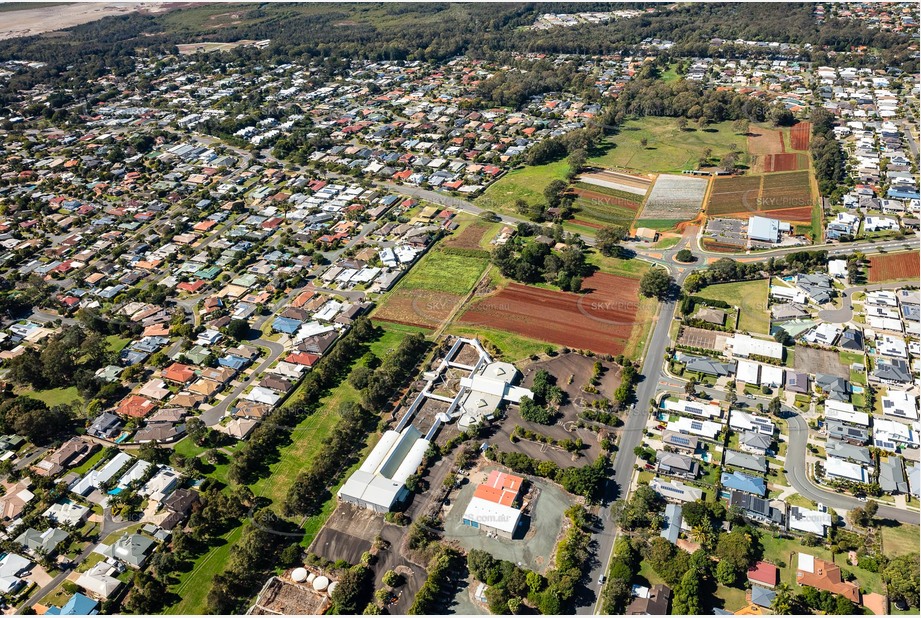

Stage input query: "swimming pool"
[{"left": 108, "top": 487, "right": 123, "bottom": 496}]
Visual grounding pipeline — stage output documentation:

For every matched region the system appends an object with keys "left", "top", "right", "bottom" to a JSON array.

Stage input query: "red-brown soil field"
[
  {"left": 790, "top": 122, "right": 812, "bottom": 151},
  {"left": 442, "top": 222, "right": 491, "bottom": 251},
  {"left": 868, "top": 251, "right": 920, "bottom": 283},
  {"left": 458, "top": 272, "right": 644, "bottom": 355},
  {"left": 763, "top": 153, "right": 807, "bottom": 173}
]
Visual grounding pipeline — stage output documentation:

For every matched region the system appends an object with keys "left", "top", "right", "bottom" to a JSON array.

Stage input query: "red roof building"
[{"left": 747, "top": 561, "right": 779, "bottom": 588}]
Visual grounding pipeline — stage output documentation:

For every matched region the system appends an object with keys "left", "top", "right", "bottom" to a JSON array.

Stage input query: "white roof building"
[
  {"left": 824, "top": 400, "right": 870, "bottom": 426},
  {"left": 761, "top": 365, "right": 785, "bottom": 388},
  {"left": 827, "top": 259, "right": 847, "bottom": 278},
  {"left": 663, "top": 398, "right": 722, "bottom": 419},
  {"left": 735, "top": 360, "right": 761, "bottom": 385},
  {"left": 666, "top": 416, "right": 722, "bottom": 440},
  {"left": 824, "top": 457, "right": 868, "bottom": 482},
  {"left": 338, "top": 425, "right": 430, "bottom": 513},
  {"left": 728, "top": 334, "right": 783, "bottom": 360},
  {"left": 873, "top": 418, "right": 919, "bottom": 451},
  {"left": 461, "top": 497, "right": 522, "bottom": 536},
  {"left": 729, "top": 410, "right": 775, "bottom": 436},
  {"left": 788, "top": 506, "right": 832, "bottom": 536},
  {"left": 882, "top": 390, "right": 919, "bottom": 421},
  {"left": 650, "top": 477, "right": 704, "bottom": 503}
]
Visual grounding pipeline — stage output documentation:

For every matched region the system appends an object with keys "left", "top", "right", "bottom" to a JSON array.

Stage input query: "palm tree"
[{"left": 771, "top": 583, "right": 797, "bottom": 615}]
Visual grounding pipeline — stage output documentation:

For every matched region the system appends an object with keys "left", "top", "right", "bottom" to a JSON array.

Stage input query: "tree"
[
  {"left": 639, "top": 268, "right": 673, "bottom": 299},
  {"left": 768, "top": 396, "right": 782, "bottom": 417},
  {"left": 716, "top": 559, "right": 738, "bottom": 585},
  {"left": 882, "top": 553, "right": 920, "bottom": 608},
  {"left": 715, "top": 528, "right": 755, "bottom": 574},
  {"left": 771, "top": 583, "right": 798, "bottom": 615},
  {"left": 567, "top": 149, "right": 587, "bottom": 178},
  {"left": 676, "top": 117, "right": 688, "bottom": 131},
  {"left": 672, "top": 568, "right": 701, "bottom": 614},
  {"left": 675, "top": 249, "right": 694, "bottom": 262},
  {"left": 544, "top": 180, "right": 568, "bottom": 209},
  {"left": 596, "top": 225, "right": 628, "bottom": 257},
  {"left": 640, "top": 137, "right": 649, "bottom": 148},
  {"left": 733, "top": 119, "right": 750, "bottom": 135},
  {"left": 225, "top": 319, "right": 250, "bottom": 341}
]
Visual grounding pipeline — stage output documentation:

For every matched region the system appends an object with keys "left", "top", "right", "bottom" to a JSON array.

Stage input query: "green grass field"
[
  {"left": 588, "top": 117, "right": 751, "bottom": 173},
  {"left": 71, "top": 448, "right": 106, "bottom": 475},
  {"left": 23, "top": 386, "right": 82, "bottom": 407},
  {"left": 475, "top": 159, "right": 571, "bottom": 214},
  {"left": 390, "top": 247, "right": 490, "bottom": 295},
  {"left": 105, "top": 334, "right": 132, "bottom": 353},
  {"left": 445, "top": 324, "right": 552, "bottom": 362},
  {"left": 167, "top": 526, "right": 242, "bottom": 615},
  {"left": 696, "top": 279, "right": 770, "bottom": 334}
]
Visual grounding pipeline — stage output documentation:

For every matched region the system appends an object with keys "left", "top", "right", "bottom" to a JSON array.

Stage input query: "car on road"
[{"left": 598, "top": 574, "right": 606, "bottom": 585}]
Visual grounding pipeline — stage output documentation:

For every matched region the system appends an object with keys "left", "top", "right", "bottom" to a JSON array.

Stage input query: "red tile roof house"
[
  {"left": 747, "top": 561, "right": 779, "bottom": 589},
  {"left": 161, "top": 363, "right": 196, "bottom": 385},
  {"left": 116, "top": 395, "right": 158, "bottom": 419}
]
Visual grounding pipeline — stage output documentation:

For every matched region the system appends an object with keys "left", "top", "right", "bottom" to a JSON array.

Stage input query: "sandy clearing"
[{"left": 0, "top": 3, "right": 169, "bottom": 41}]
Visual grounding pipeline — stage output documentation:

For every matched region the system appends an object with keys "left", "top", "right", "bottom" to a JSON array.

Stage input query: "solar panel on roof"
[
  {"left": 691, "top": 420, "right": 703, "bottom": 431},
  {"left": 672, "top": 436, "right": 690, "bottom": 446}
]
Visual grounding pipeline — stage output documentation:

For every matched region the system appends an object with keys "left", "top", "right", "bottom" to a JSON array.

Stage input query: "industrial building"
[
  {"left": 336, "top": 426, "right": 429, "bottom": 513},
  {"left": 461, "top": 470, "right": 524, "bottom": 539}
]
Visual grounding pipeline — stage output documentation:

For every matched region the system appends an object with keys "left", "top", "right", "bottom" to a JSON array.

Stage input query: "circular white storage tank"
[
  {"left": 291, "top": 568, "right": 308, "bottom": 582},
  {"left": 327, "top": 581, "right": 338, "bottom": 595},
  {"left": 313, "top": 575, "right": 329, "bottom": 591}
]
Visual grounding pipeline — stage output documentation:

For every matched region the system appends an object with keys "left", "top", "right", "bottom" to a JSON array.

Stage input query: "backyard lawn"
[
  {"left": 588, "top": 117, "right": 752, "bottom": 173},
  {"left": 695, "top": 279, "right": 770, "bottom": 334},
  {"left": 759, "top": 535, "right": 885, "bottom": 596}
]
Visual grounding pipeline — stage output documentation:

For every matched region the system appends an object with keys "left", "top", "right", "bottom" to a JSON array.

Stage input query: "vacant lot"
[
  {"left": 475, "top": 159, "right": 570, "bottom": 214},
  {"left": 794, "top": 345, "right": 848, "bottom": 379},
  {"left": 695, "top": 279, "right": 770, "bottom": 334},
  {"left": 678, "top": 326, "right": 730, "bottom": 352},
  {"left": 747, "top": 127, "right": 785, "bottom": 155},
  {"left": 442, "top": 220, "right": 495, "bottom": 253},
  {"left": 588, "top": 117, "right": 751, "bottom": 173},
  {"left": 641, "top": 174, "right": 709, "bottom": 222},
  {"left": 373, "top": 246, "right": 489, "bottom": 329},
  {"left": 868, "top": 251, "right": 920, "bottom": 283},
  {"left": 459, "top": 272, "right": 644, "bottom": 355}
]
